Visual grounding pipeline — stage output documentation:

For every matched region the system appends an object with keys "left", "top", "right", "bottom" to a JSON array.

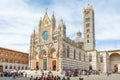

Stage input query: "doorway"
[
  {"left": 89, "top": 66, "right": 92, "bottom": 70},
  {"left": 0, "top": 65, "right": 3, "bottom": 72},
  {"left": 52, "top": 60, "right": 56, "bottom": 71},
  {"left": 36, "top": 62, "right": 39, "bottom": 70},
  {"left": 43, "top": 59, "right": 47, "bottom": 70},
  {"left": 114, "top": 64, "right": 118, "bottom": 72}
]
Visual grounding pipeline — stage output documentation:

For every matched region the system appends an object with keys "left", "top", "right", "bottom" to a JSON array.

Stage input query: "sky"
[{"left": 0, "top": 0, "right": 120, "bottom": 53}]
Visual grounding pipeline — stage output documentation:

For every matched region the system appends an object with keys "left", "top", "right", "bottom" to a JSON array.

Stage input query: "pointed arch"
[
  {"left": 39, "top": 49, "right": 46, "bottom": 58},
  {"left": 48, "top": 48, "right": 56, "bottom": 58}
]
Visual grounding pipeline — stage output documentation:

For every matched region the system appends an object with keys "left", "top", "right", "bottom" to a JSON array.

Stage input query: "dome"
[
  {"left": 74, "top": 30, "right": 83, "bottom": 42},
  {"left": 77, "top": 31, "right": 81, "bottom": 38},
  {"left": 74, "top": 37, "right": 84, "bottom": 42}
]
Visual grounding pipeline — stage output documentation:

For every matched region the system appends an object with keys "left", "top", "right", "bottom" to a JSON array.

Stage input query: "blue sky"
[{"left": 0, "top": 0, "right": 120, "bottom": 53}]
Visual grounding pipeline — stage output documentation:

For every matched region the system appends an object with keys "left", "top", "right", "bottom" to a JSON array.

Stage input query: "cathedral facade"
[{"left": 30, "top": 4, "right": 120, "bottom": 73}]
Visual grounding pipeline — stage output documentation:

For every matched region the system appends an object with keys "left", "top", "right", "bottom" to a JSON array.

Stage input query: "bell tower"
[{"left": 84, "top": 4, "right": 95, "bottom": 51}]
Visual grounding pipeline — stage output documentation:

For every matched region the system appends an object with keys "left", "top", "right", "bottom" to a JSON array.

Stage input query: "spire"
[
  {"left": 87, "top": 0, "right": 93, "bottom": 9},
  {"left": 58, "top": 18, "right": 66, "bottom": 32},
  {"left": 39, "top": 17, "right": 42, "bottom": 27},
  {"left": 59, "top": 18, "right": 64, "bottom": 26},
  {"left": 51, "top": 11, "right": 56, "bottom": 29},
  {"left": 44, "top": 8, "right": 48, "bottom": 18},
  {"left": 77, "top": 30, "right": 81, "bottom": 38},
  {"left": 43, "top": 8, "right": 51, "bottom": 25},
  {"left": 51, "top": 11, "right": 56, "bottom": 22},
  {"left": 51, "top": 11, "right": 55, "bottom": 21},
  {"left": 45, "top": 8, "right": 48, "bottom": 15},
  {"left": 52, "top": 11, "right": 55, "bottom": 18},
  {"left": 31, "top": 28, "right": 36, "bottom": 38},
  {"left": 33, "top": 28, "right": 36, "bottom": 34}
]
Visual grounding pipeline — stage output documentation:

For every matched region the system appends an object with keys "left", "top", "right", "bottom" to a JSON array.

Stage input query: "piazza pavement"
[{"left": 0, "top": 73, "right": 120, "bottom": 80}]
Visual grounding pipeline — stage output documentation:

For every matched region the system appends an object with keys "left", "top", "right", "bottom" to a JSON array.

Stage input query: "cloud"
[{"left": 0, "top": 0, "right": 120, "bottom": 52}]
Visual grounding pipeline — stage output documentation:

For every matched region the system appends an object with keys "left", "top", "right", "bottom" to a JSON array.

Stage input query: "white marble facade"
[{"left": 29, "top": 4, "right": 120, "bottom": 73}]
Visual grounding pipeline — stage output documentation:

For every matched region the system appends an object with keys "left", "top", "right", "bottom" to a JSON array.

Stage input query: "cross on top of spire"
[{"left": 45, "top": 8, "right": 48, "bottom": 13}]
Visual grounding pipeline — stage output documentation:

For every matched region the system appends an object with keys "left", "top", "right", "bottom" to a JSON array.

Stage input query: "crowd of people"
[
  {"left": 65, "top": 69, "right": 101, "bottom": 77},
  {"left": 0, "top": 71, "right": 27, "bottom": 78},
  {"left": 30, "top": 71, "right": 70, "bottom": 80},
  {"left": 30, "top": 75, "right": 70, "bottom": 80},
  {"left": 0, "top": 69, "right": 119, "bottom": 80}
]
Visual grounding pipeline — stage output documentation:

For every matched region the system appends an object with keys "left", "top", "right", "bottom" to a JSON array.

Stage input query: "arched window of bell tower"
[{"left": 67, "top": 46, "right": 70, "bottom": 58}]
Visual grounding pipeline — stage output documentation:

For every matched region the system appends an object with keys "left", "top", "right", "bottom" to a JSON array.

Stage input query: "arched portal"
[
  {"left": 39, "top": 50, "right": 47, "bottom": 70},
  {"left": 48, "top": 48, "right": 57, "bottom": 71},
  {"left": 36, "top": 62, "right": 39, "bottom": 70},
  {"left": 89, "top": 65, "right": 92, "bottom": 70},
  {"left": 0, "top": 65, "right": 3, "bottom": 72},
  {"left": 43, "top": 59, "right": 47, "bottom": 70},
  {"left": 48, "top": 48, "right": 56, "bottom": 58},
  {"left": 40, "top": 50, "right": 47, "bottom": 58},
  {"left": 110, "top": 53, "right": 120, "bottom": 72},
  {"left": 114, "top": 64, "right": 118, "bottom": 72},
  {"left": 52, "top": 60, "right": 56, "bottom": 71}
]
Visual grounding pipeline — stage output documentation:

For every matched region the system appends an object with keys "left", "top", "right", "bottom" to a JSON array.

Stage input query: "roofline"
[
  {"left": 107, "top": 49, "right": 120, "bottom": 52},
  {"left": 0, "top": 47, "right": 29, "bottom": 54},
  {"left": 98, "top": 49, "right": 120, "bottom": 52}
]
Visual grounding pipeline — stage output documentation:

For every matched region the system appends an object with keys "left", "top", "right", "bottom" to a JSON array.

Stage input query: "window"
[
  {"left": 25, "top": 66, "right": 27, "bottom": 70},
  {"left": 42, "top": 31, "right": 49, "bottom": 40},
  {"left": 10, "top": 60, "right": 12, "bottom": 63},
  {"left": 79, "top": 52, "right": 81, "bottom": 61},
  {"left": 1, "top": 51, "right": 4, "bottom": 56},
  {"left": 10, "top": 66, "right": 12, "bottom": 69},
  {"left": 86, "top": 23, "right": 90, "bottom": 27},
  {"left": 67, "top": 46, "right": 70, "bottom": 58},
  {"left": 22, "top": 66, "right": 24, "bottom": 69},
  {"left": 22, "top": 61, "right": 24, "bottom": 64},
  {"left": 6, "top": 52, "right": 8, "bottom": 56},
  {"left": 100, "top": 55, "right": 103, "bottom": 62},
  {"left": 14, "top": 66, "right": 16, "bottom": 69},
  {"left": 18, "top": 60, "right": 20, "bottom": 63},
  {"left": 85, "top": 10, "right": 89, "bottom": 15},
  {"left": 5, "top": 66, "right": 7, "bottom": 69},
  {"left": 10, "top": 53, "right": 12, "bottom": 57},
  {"left": 87, "top": 40, "right": 89, "bottom": 43},
  {"left": 74, "top": 49, "right": 76, "bottom": 59},
  {"left": 18, "top": 66, "right": 20, "bottom": 70},
  {"left": 85, "top": 17, "right": 90, "bottom": 22},
  {"left": 89, "top": 54, "right": 92, "bottom": 62},
  {"left": 87, "top": 29, "right": 90, "bottom": 33},
  {"left": 5, "top": 59, "right": 8, "bottom": 63},
  {"left": 14, "top": 54, "right": 16, "bottom": 57}
]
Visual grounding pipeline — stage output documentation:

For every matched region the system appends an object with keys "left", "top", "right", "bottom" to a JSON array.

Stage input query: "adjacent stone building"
[
  {"left": 30, "top": 4, "right": 120, "bottom": 73},
  {"left": 0, "top": 47, "right": 29, "bottom": 72}
]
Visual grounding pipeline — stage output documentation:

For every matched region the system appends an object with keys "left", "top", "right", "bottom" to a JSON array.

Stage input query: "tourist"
[
  {"left": 67, "top": 77, "right": 70, "bottom": 80},
  {"left": 62, "top": 77, "right": 66, "bottom": 80},
  {"left": 30, "top": 76, "right": 33, "bottom": 80}
]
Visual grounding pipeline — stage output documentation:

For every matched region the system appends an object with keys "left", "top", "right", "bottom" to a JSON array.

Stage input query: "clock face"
[{"left": 42, "top": 31, "right": 49, "bottom": 40}]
